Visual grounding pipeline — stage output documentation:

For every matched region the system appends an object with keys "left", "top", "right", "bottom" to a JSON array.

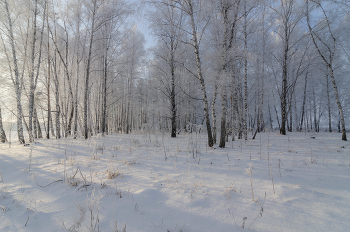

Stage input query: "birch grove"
[{"left": 0, "top": 0, "right": 348, "bottom": 144}]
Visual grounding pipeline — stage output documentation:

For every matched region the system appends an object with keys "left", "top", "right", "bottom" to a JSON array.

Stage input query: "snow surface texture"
[{"left": 0, "top": 132, "right": 349, "bottom": 232}]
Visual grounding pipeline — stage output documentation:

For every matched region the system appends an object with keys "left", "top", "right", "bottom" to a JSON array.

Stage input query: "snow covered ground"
[{"left": 0, "top": 131, "right": 349, "bottom": 232}]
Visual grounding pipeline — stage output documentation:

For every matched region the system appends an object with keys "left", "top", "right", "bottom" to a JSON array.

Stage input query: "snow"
[{"left": 0, "top": 131, "right": 349, "bottom": 232}]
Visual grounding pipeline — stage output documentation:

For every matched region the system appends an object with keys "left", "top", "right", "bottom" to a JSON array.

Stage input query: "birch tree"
[
  {"left": 99, "top": 0, "right": 131, "bottom": 135},
  {"left": 1, "top": 0, "right": 25, "bottom": 143},
  {"left": 269, "top": 0, "right": 305, "bottom": 135},
  {"left": 306, "top": 0, "right": 347, "bottom": 141},
  {"left": 28, "top": 0, "right": 40, "bottom": 142},
  {"left": 166, "top": 0, "right": 214, "bottom": 147},
  {"left": 210, "top": 0, "right": 241, "bottom": 147},
  {"left": 149, "top": 0, "right": 184, "bottom": 137}
]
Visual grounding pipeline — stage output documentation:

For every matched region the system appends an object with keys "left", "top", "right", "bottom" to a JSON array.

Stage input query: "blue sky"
[{"left": 131, "top": 0, "right": 156, "bottom": 49}]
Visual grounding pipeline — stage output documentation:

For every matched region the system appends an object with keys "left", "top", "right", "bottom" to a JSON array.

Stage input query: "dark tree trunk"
[
  {"left": 0, "top": 107, "right": 7, "bottom": 143},
  {"left": 300, "top": 72, "right": 308, "bottom": 131},
  {"left": 326, "top": 74, "right": 332, "bottom": 132}
]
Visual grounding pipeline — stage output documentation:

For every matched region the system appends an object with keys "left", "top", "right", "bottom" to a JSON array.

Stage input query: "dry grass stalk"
[
  {"left": 107, "top": 170, "right": 122, "bottom": 179},
  {"left": 248, "top": 164, "right": 254, "bottom": 201},
  {"left": 270, "top": 164, "right": 275, "bottom": 194}
]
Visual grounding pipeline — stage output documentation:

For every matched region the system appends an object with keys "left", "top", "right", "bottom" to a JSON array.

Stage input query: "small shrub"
[{"left": 106, "top": 170, "right": 123, "bottom": 179}]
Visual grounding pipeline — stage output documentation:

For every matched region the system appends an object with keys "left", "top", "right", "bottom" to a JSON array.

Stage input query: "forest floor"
[{"left": 0, "top": 131, "right": 349, "bottom": 232}]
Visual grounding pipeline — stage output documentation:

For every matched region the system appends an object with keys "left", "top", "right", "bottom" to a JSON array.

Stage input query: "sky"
[
  {"left": 136, "top": 20, "right": 155, "bottom": 49},
  {"left": 131, "top": 0, "right": 156, "bottom": 49}
]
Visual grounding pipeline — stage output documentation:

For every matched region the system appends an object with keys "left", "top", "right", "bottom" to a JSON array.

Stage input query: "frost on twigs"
[
  {"left": 248, "top": 192, "right": 266, "bottom": 230},
  {"left": 86, "top": 188, "right": 103, "bottom": 232},
  {"left": 246, "top": 163, "right": 254, "bottom": 201},
  {"left": 63, "top": 201, "right": 86, "bottom": 231}
]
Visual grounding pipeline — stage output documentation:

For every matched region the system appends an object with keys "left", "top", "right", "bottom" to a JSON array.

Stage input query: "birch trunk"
[
  {"left": 84, "top": 0, "right": 97, "bottom": 139},
  {"left": 28, "top": 0, "right": 38, "bottom": 142},
  {"left": 170, "top": 46, "right": 177, "bottom": 138},
  {"left": 259, "top": 7, "right": 266, "bottom": 132},
  {"left": 288, "top": 92, "right": 293, "bottom": 132},
  {"left": 188, "top": 0, "right": 213, "bottom": 147},
  {"left": 219, "top": 3, "right": 231, "bottom": 148},
  {"left": 243, "top": 2, "right": 248, "bottom": 140},
  {"left": 74, "top": 12, "right": 82, "bottom": 139},
  {"left": 33, "top": 107, "right": 37, "bottom": 138},
  {"left": 0, "top": 107, "right": 7, "bottom": 143},
  {"left": 34, "top": 108, "right": 42, "bottom": 138},
  {"left": 219, "top": 73, "right": 227, "bottom": 147},
  {"left": 329, "top": 68, "right": 346, "bottom": 140},
  {"left": 211, "top": 83, "right": 218, "bottom": 144},
  {"left": 243, "top": 39, "right": 248, "bottom": 139},
  {"left": 300, "top": 72, "right": 308, "bottom": 131},
  {"left": 5, "top": 0, "right": 25, "bottom": 144},
  {"left": 306, "top": 0, "right": 346, "bottom": 140},
  {"left": 53, "top": 56, "right": 60, "bottom": 139},
  {"left": 74, "top": 64, "right": 79, "bottom": 138},
  {"left": 233, "top": 69, "right": 241, "bottom": 139},
  {"left": 64, "top": 27, "right": 74, "bottom": 136},
  {"left": 280, "top": 25, "right": 288, "bottom": 136},
  {"left": 230, "top": 93, "right": 235, "bottom": 141},
  {"left": 46, "top": 0, "right": 51, "bottom": 139},
  {"left": 101, "top": 53, "right": 108, "bottom": 135},
  {"left": 326, "top": 74, "right": 332, "bottom": 132},
  {"left": 312, "top": 83, "right": 317, "bottom": 132}
]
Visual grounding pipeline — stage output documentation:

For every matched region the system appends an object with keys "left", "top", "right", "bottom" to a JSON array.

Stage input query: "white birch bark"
[
  {"left": 306, "top": 0, "right": 347, "bottom": 141},
  {"left": 46, "top": 0, "right": 51, "bottom": 139},
  {"left": 84, "top": 0, "right": 98, "bottom": 139},
  {"left": 4, "top": 0, "right": 25, "bottom": 144},
  {"left": 187, "top": 0, "right": 214, "bottom": 147},
  {"left": 28, "top": 0, "right": 38, "bottom": 142},
  {"left": 326, "top": 74, "right": 332, "bottom": 132},
  {"left": 243, "top": 2, "right": 248, "bottom": 140}
]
